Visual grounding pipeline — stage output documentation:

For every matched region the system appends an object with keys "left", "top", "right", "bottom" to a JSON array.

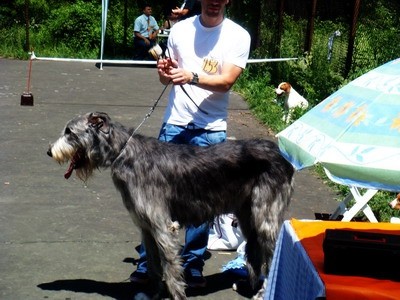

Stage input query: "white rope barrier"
[
  {"left": 247, "top": 57, "right": 298, "bottom": 63},
  {"left": 31, "top": 53, "right": 156, "bottom": 65},
  {"left": 30, "top": 52, "right": 297, "bottom": 66}
]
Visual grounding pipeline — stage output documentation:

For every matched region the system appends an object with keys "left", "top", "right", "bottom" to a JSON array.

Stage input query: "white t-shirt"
[{"left": 163, "top": 16, "right": 251, "bottom": 131}]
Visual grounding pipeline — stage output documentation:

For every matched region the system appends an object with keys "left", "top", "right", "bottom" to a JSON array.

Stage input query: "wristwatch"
[{"left": 190, "top": 72, "right": 199, "bottom": 85}]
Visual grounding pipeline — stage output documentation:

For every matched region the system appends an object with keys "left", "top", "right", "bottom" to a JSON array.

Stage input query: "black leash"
[
  {"left": 112, "top": 82, "right": 170, "bottom": 168},
  {"left": 133, "top": 83, "right": 170, "bottom": 135},
  {"left": 180, "top": 85, "right": 209, "bottom": 115},
  {"left": 116, "top": 47, "right": 208, "bottom": 162},
  {"left": 164, "top": 47, "right": 208, "bottom": 115}
]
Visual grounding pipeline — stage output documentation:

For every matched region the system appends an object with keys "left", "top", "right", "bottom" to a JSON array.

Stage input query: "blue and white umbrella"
[{"left": 277, "top": 58, "right": 400, "bottom": 221}]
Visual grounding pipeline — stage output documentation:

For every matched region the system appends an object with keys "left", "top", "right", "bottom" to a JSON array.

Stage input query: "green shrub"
[
  {"left": 45, "top": 1, "right": 101, "bottom": 54},
  {"left": 0, "top": 27, "right": 28, "bottom": 58}
]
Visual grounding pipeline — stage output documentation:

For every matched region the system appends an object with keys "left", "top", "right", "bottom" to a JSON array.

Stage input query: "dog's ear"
[{"left": 87, "top": 112, "right": 110, "bottom": 134}]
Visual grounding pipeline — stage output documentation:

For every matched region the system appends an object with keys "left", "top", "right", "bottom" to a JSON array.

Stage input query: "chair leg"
[
  {"left": 330, "top": 192, "right": 354, "bottom": 220},
  {"left": 341, "top": 187, "right": 378, "bottom": 222}
]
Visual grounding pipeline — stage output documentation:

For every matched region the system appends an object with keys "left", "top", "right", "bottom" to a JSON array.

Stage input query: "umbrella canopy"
[{"left": 277, "top": 58, "right": 400, "bottom": 192}]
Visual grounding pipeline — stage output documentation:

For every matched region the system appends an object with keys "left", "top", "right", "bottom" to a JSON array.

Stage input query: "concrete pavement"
[{"left": 0, "top": 58, "right": 338, "bottom": 299}]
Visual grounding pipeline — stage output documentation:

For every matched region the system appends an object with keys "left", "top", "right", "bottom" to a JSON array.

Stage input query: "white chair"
[{"left": 330, "top": 186, "right": 378, "bottom": 222}]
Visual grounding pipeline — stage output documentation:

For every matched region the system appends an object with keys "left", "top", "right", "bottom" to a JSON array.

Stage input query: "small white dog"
[{"left": 275, "top": 82, "right": 309, "bottom": 123}]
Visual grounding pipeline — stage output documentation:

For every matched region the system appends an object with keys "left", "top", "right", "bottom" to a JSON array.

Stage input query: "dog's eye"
[{"left": 64, "top": 127, "right": 72, "bottom": 135}]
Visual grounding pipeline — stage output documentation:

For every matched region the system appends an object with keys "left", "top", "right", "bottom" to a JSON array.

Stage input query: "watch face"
[{"left": 192, "top": 72, "right": 199, "bottom": 84}]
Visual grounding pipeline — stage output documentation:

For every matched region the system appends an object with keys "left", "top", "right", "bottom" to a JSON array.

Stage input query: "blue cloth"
[
  {"left": 221, "top": 254, "right": 248, "bottom": 278},
  {"left": 135, "top": 123, "right": 227, "bottom": 273}
]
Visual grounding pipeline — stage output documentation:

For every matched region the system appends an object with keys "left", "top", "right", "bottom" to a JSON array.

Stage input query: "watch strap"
[{"left": 190, "top": 72, "right": 199, "bottom": 85}]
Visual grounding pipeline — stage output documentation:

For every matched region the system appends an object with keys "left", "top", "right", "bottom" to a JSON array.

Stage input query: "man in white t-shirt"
[{"left": 130, "top": 0, "right": 251, "bottom": 288}]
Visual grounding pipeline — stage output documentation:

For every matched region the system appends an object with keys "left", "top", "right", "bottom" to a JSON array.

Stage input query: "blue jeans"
[{"left": 135, "top": 123, "right": 226, "bottom": 273}]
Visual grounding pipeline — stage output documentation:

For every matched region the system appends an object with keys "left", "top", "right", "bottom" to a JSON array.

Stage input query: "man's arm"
[
  {"left": 149, "top": 17, "right": 159, "bottom": 40},
  {"left": 189, "top": 63, "right": 243, "bottom": 92},
  {"left": 134, "top": 31, "right": 151, "bottom": 45},
  {"left": 149, "top": 29, "right": 159, "bottom": 40},
  {"left": 133, "top": 17, "right": 151, "bottom": 45},
  {"left": 157, "top": 58, "right": 243, "bottom": 92}
]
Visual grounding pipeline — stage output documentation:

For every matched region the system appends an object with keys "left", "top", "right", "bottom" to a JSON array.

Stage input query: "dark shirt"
[{"left": 183, "top": 0, "right": 201, "bottom": 19}]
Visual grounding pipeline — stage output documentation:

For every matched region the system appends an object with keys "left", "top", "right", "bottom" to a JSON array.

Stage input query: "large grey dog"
[{"left": 47, "top": 112, "right": 295, "bottom": 299}]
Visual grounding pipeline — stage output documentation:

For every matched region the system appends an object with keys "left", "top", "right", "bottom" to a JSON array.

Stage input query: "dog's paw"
[{"left": 252, "top": 279, "right": 267, "bottom": 300}]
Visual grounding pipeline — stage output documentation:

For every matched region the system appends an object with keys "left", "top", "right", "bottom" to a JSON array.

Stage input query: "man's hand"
[
  {"left": 157, "top": 58, "right": 195, "bottom": 85},
  {"left": 144, "top": 38, "right": 150, "bottom": 46}
]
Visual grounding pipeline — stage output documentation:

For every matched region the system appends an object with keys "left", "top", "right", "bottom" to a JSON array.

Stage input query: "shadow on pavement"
[
  {"left": 37, "top": 272, "right": 255, "bottom": 299},
  {"left": 38, "top": 280, "right": 136, "bottom": 300}
]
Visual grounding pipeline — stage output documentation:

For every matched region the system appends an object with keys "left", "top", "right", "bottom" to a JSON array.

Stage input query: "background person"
[
  {"left": 162, "top": 11, "right": 179, "bottom": 32},
  {"left": 133, "top": 4, "right": 159, "bottom": 60},
  {"left": 172, "top": 0, "right": 202, "bottom": 20},
  {"left": 159, "top": 11, "right": 179, "bottom": 55},
  {"left": 130, "top": 0, "right": 251, "bottom": 289}
]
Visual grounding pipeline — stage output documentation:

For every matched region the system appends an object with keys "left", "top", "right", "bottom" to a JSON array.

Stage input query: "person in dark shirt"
[{"left": 172, "top": 0, "right": 201, "bottom": 19}]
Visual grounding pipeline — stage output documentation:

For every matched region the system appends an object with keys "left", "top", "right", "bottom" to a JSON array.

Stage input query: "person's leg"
[
  {"left": 181, "top": 223, "right": 210, "bottom": 287},
  {"left": 181, "top": 129, "right": 227, "bottom": 287},
  {"left": 158, "top": 123, "right": 186, "bottom": 144},
  {"left": 130, "top": 244, "right": 149, "bottom": 283},
  {"left": 133, "top": 38, "right": 148, "bottom": 60}
]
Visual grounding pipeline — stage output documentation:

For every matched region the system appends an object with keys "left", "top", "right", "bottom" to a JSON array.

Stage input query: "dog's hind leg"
[
  {"left": 235, "top": 204, "right": 263, "bottom": 289},
  {"left": 237, "top": 183, "right": 291, "bottom": 289}
]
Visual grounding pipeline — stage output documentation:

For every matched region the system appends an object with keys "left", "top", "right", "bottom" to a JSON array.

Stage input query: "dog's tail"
[{"left": 243, "top": 163, "right": 294, "bottom": 288}]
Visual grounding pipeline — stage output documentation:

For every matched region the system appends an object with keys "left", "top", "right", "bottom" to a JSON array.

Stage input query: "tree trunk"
[{"left": 24, "top": 0, "right": 30, "bottom": 52}]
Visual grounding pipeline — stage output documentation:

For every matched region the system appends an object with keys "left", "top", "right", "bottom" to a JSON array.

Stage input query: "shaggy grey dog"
[{"left": 47, "top": 112, "right": 295, "bottom": 299}]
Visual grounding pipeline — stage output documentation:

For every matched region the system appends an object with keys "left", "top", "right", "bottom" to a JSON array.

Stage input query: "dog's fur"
[
  {"left": 389, "top": 193, "right": 400, "bottom": 210},
  {"left": 275, "top": 82, "right": 309, "bottom": 123},
  {"left": 47, "top": 112, "right": 295, "bottom": 299}
]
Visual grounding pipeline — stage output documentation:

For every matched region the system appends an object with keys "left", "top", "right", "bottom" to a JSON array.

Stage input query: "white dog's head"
[
  {"left": 275, "top": 82, "right": 309, "bottom": 123},
  {"left": 275, "top": 82, "right": 292, "bottom": 97},
  {"left": 389, "top": 193, "right": 400, "bottom": 210}
]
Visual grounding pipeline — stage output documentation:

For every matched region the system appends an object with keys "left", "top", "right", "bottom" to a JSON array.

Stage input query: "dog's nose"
[{"left": 47, "top": 149, "right": 52, "bottom": 157}]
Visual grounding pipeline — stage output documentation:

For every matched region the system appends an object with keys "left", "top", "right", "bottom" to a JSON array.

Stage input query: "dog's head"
[
  {"left": 47, "top": 112, "right": 112, "bottom": 181},
  {"left": 275, "top": 82, "right": 292, "bottom": 96},
  {"left": 389, "top": 193, "right": 400, "bottom": 210}
]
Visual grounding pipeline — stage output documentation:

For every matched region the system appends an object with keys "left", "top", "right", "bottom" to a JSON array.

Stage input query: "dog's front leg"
[
  {"left": 149, "top": 220, "right": 186, "bottom": 300},
  {"left": 141, "top": 230, "right": 166, "bottom": 299},
  {"left": 141, "top": 220, "right": 186, "bottom": 300}
]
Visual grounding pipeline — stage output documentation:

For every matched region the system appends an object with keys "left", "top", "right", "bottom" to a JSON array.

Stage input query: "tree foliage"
[{"left": 46, "top": 1, "right": 101, "bottom": 51}]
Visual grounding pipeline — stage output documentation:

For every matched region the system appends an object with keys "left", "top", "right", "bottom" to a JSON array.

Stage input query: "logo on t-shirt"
[{"left": 202, "top": 58, "right": 219, "bottom": 74}]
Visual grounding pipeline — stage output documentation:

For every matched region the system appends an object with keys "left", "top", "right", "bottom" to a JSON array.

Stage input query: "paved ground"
[{"left": 0, "top": 58, "right": 338, "bottom": 299}]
